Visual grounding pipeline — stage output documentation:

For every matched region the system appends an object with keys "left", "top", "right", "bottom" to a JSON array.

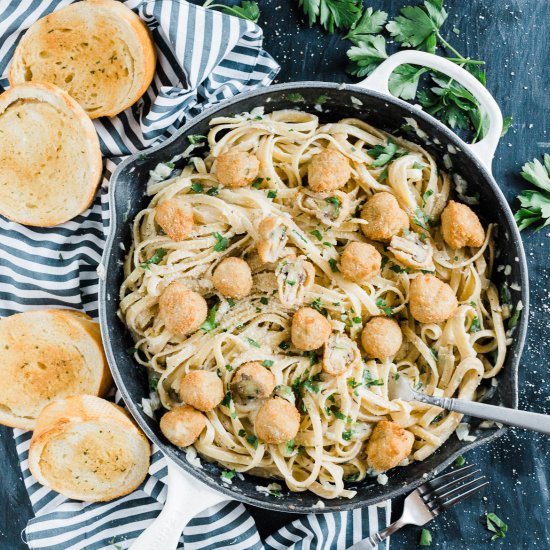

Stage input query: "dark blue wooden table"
[{"left": 1, "top": 1, "right": 549, "bottom": 548}]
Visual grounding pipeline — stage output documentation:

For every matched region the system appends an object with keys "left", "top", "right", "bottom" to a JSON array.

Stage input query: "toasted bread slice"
[
  {"left": 0, "top": 309, "right": 112, "bottom": 430},
  {"left": 29, "top": 395, "right": 150, "bottom": 502},
  {"left": 0, "top": 82, "right": 102, "bottom": 226},
  {"left": 9, "top": 0, "right": 156, "bottom": 119}
]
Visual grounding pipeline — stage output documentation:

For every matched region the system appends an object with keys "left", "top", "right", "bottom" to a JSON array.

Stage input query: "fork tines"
[{"left": 417, "top": 464, "right": 489, "bottom": 512}]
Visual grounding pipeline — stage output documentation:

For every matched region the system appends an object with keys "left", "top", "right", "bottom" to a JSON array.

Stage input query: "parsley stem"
[
  {"left": 445, "top": 57, "right": 486, "bottom": 65},
  {"left": 436, "top": 30, "right": 464, "bottom": 60}
]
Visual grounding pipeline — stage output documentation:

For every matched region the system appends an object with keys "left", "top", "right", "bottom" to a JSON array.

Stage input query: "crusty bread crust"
[
  {"left": 9, "top": 0, "right": 156, "bottom": 118},
  {"left": 0, "top": 309, "right": 112, "bottom": 430},
  {"left": 29, "top": 395, "right": 150, "bottom": 502},
  {"left": 0, "top": 82, "right": 102, "bottom": 226}
]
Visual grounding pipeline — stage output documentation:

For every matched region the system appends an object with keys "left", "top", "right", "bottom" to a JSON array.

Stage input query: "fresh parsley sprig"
[
  {"left": 514, "top": 154, "right": 550, "bottom": 230},
  {"left": 297, "top": 0, "right": 363, "bottom": 33},
  {"left": 203, "top": 0, "right": 260, "bottom": 22}
]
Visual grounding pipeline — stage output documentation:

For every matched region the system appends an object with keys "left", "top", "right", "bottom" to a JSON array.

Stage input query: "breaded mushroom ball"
[
  {"left": 409, "top": 274, "right": 458, "bottom": 324},
  {"left": 361, "top": 317, "right": 402, "bottom": 359},
  {"left": 231, "top": 362, "right": 276, "bottom": 400},
  {"left": 179, "top": 370, "right": 224, "bottom": 412},
  {"left": 160, "top": 405, "right": 206, "bottom": 447},
  {"left": 340, "top": 241, "right": 381, "bottom": 283},
  {"left": 291, "top": 307, "right": 332, "bottom": 351},
  {"left": 307, "top": 148, "right": 351, "bottom": 193},
  {"left": 155, "top": 199, "right": 193, "bottom": 241},
  {"left": 255, "top": 397, "right": 301, "bottom": 444},
  {"left": 441, "top": 200, "right": 485, "bottom": 249},
  {"left": 361, "top": 192, "right": 409, "bottom": 242},
  {"left": 159, "top": 281, "right": 208, "bottom": 336},
  {"left": 212, "top": 257, "right": 253, "bottom": 299},
  {"left": 215, "top": 150, "right": 260, "bottom": 188},
  {"left": 366, "top": 420, "right": 414, "bottom": 472}
]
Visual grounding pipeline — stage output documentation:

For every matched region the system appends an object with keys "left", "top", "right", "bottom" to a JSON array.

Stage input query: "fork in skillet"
[{"left": 348, "top": 464, "right": 488, "bottom": 549}]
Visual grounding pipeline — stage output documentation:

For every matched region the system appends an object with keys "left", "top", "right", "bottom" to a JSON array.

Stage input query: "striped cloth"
[{"left": 0, "top": 1, "right": 391, "bottom": 548}]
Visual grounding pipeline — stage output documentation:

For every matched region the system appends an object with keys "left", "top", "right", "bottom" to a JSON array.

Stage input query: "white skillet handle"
[
  {"left": 131, "top": 458, "right": 229, "bottom": 550},
  {"left": 355, "top": 50, "right": 503, "bottom": 174}
]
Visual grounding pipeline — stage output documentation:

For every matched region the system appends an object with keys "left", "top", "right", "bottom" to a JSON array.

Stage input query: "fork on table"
[{"left": 348, "top": 464, "right": 488, "bottom": 549}]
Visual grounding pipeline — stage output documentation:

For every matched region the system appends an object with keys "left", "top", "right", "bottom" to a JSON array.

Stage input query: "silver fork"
[{"left": 347, "top": 464, "right": 488, "bottom": 549}]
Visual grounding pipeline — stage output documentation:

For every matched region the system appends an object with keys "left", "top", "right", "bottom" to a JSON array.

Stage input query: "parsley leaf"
[
  {"left": 514, "top": 154, "right": 550, "bottom": 230},
  {"left": 140, "top": 248, "right": 167, "bottom": 269},
  {"left": 342, "top": 430, "right": 354, "bottom": 441},
  {"left": 455, "top": 455, "right": 465, "bottom": 466},
  {"left": 388, "top": 64, "right": 428, "bottom": 100},
  {"left": 346, "top": 35, "right": 388, "bottom": 78},
  {"left": 501, "top": 115, "right": 513, "bottom": 137},
  {"left": 187, "top": 134, "right": 207, "bottom": 144},
  {"left": 246, "top": 434, "right": 259, "bottom": 448},
  {"left": 311, "top": 229, "right": 324, "bottom": 241},
  {"left": 326, "top": 196, "right": 341, "bottom": 217},
  {"left": 204, "top": 1, "right": 260, "bottom": 22},
  {"left": 386, "top": 0, "right": 447, "bottom": 53},
  {"left": 213, "top": 232, "right": 229, "bottom": 252},
  {"left": 508, "top": 308, "right": 521, "bottom": 329},
  {"left": 298, "top": 0, "right": 362, "bottom": 33},
  {"left": 419, "top": 528, "right": 432, "bottom": 546},
  {"left": 485, "top": 512, "right": 508, "bottom": 541},
  {"left": 470, "top": 315, "right": 481, "bottom": 332},
  {"left": 328, "top": 258, "right": 340, "bottom": 272},
  {"left": 200, "top": 303, "right": 220, "bottom": 332},
  {"left": 344, "top": 8, "right": 388, "bottom": 44},
  {"left": 191, "top": 182, "right": 204, "bottom": 193},
  {"left": 367, "top": 139, "right": 405, "bottom": 167},
  {"left": 247, "top": 337, "right": 261, "bottom": 348},
  {"left": 221, "top": 469, "right": 236, "bottom": 480},
  {"left": 376, "top": 297, "right": 393, "bottom": 316}
]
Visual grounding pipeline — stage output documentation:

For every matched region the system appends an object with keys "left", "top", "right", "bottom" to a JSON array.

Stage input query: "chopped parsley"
[
  {"left": 325, "top": 196, "right": 341, "bottom": 217},
  {"left": 238, "top": 429, "right": 246, "bottom": 437},
  {"left": 422, "top": 189, "right": 434, "bottom": 206},
  {"left": 310, "top": 229, "right": 324, "bottom": 241},
  {"left": 279, "top": 341, "right": 290, "bottom": 350},
  {"left": 225, "top": 364, "right": 234, "bottom": 372},
  {"left": 413, "top": 207, "right": 430, "bottom": 230},
  {"left": 508, "top": 308, "right": 521, "bottom": 329},
  {"left": 455, "top": 455, "right": 465, "bottom": 467},
  {"left": 221, "top": 391, "right": 232, "bottom": 407},
  {"left": 206, "top": 186, "right": 219, "bottom": 196},
  {"left": 149, "top": 377, "right": 159, "bottom": 392},
  {"left": 267, "top": 190, "right": 277, "bottom": 199},
  {"left": 262, "top": 360, "right": 274, "bottom": 367},
  {"left": 200, "top": 303, "right": 219, "bottom": 332},
  {"left": 213, "top": 232, "right": 229, "bottom": 252},
  {"left": 191, "top": 182, "right": 204, "bottom": 193},
  {"left": 126, "top": 346, "right": 138, "bottom": 355},
  {"left": 376, "top": 297, "right": 393, "bottom": 316},
  {"left": 328, "top": 258, "right": 340, "bottom": 272},
  {"left": 390, "top": 264, "right": 410, "bottom": 274},
  {"left": 247, "top": 337, "right": 261, "bottom": 348},
  {"left": 252, "top": 177, "right": 264, "bottom": 189},
  {"left": 342, "top": 430, "right": 354, "bottom": 441},
  {"left": 260, "top": 297, "right": 269, "bottom": 305},
  {"left": 246, "top": 434, "right": 259, "bottom": 448},
  {"left": 187, "top": 135, "right": 207, "bottom": 144},
  {"left": 287, "top": 92, "right": 305, "bottom": 103},
  {"left": 221, "top": 469, "right": 236, "bottom": 481},
  {"left": 367, "top": 139, "right": 405, "bottom": 167},
  {"left": 470, "top": 316, "right": 481, "bottom": 332},
  {"left": 363, "top": 369, "right": 384, "bottom": 388},
  {"left": 485, "top": 512, "right": 508, "bottom": 541},
  {"left": 419, "top": 528, "right": 432, "bottom": 546},
  {"left": 140, "top": 248, "right": 167, "bottom": 269}
]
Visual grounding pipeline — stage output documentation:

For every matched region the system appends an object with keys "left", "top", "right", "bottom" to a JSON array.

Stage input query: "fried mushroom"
[
  {"left": 366, "top": 420, "right": 414, "bottom": 472},
  {"left": 339, "top": 241, "right": 381, "bottom": 283},
  {"left": 159, "top": 281, "right": 208, "bottom": 336},
  {"left": 409, "top": 274, "right": 458, "bottom": 324},
  {"left": 160, "top": 405, "right": 206, "bottom": 447},
  {"left": 257, "top": 216, "right": 288, "bottom": 264},
  {"left": 179, "top": 370, "right": 224, "bottom": 412},
  {"left": 276, "top": 255, "right": 315, "bottom": 308},
  {"left": 212, "top": 257, "right": 253, "bottom": 299},
  {"left": 215, "top": 150, "right": 260, "bottom": 188},
  {"left": 361, "top": 317, "right": 403, "bottom": 359},
  {"left": 291, "top": 307, "right": 332, "bottom": 351},
  {"left": 441, "top": 200, "right": 485, "bottom": 249},
  {"left": 361, "top": 192, "right": 409, "bottom": 242},
  {"left": 307, "top": 149, "right": 351, "bottom": 192},
  {"left": 323, "top": 332, "right": 361, "bottom": 376},
  {"left": 255, "top": 397, "right": 301, "bottom": 444},
  {"left": 155, "top": 198, "right": 193, "bottom": 241},
  {"left": 231, "top": 362, "right": 276, "bottom": 400}
]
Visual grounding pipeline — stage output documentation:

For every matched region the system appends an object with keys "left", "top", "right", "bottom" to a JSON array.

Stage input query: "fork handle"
[
  {"left": 347, "top": 518, "right": 406, "bottom": 549},
  {"left": 423, "top": 395, "right": 550, "bottom": 436}
]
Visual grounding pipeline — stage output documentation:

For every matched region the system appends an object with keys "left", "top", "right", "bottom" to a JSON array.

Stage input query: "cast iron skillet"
[{"left": 99, "top": 52, "right": 529, "bottom": 513}]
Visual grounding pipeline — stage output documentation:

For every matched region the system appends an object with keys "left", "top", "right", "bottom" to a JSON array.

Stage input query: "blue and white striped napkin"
[{"left": 0, "top": 1, "right": 391, "bottom": 548}]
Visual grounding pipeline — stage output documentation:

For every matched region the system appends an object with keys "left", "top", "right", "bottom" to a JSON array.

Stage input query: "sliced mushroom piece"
[
  {"left": 323, "top": 332, "right": 361, "bottom": 376},
  {"left": 276, "top": 255, "right": 315, "bottom": 308},
  {"left": 297, "top": 189, "right": 351, "bottom": 227},
  {"left": 257, "top": 216, "right": 288, "bottom": 264},
  {"left": 389, "top": 232, "right": 435, "bottom": 271}
]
